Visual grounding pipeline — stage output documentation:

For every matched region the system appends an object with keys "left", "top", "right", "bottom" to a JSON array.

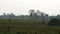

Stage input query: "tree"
[
  {"left": 10, "top": 13, "right": 15, "bottom": 16},
  {"left": 45, "top": 14, "right": 48, "bottom": 17},
  {"left": 33, "top": 13, "right": 38, "bottom": 18},
  {"left": 29, "top": 9, "right": 35, "bottom": 18},
  {"left": 36, "top": 10, "right": 41, "bottom": 16},
  {"left": 36, "top": 10, "right": 45, "bottom": 24},
  {"left": 29, "top": 9, "right": 35, "bottom": 23},
  {"left": 41, "top": 12, "right": 45, "bottom": 24},
  {"left": 36, "top": 10, "right": 46, "bottom": 16},
  {"left": 56, "top": 15, "right": 60, "bottom": 19},
  {"left": 3, "top": 13, "right": 6, "bottom": 16}
]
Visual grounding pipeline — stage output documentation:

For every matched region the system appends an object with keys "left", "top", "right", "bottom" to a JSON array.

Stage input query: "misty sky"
[{"left": 0, "top": 0, "right": 60, "bottom": 16}]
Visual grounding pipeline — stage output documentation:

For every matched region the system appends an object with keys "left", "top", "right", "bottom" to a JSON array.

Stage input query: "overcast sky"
[{"left": 0, "top": 0, "right": 60, "bottom": 16}]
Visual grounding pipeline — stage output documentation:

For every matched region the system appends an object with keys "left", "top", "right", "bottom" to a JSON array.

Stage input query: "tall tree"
[
  {"left": 29, "top": 9, "right": 35, "bottom": 23},
  {"left": 29, "top": 9, "right": 35, "bottom": 18},
  {"left": 41, "top": 12, "right": 45, "bottom": 24},
  {"left": 36, "top": 10, "right": 41, "bottom": 16},
  {"left": 36, "top": 10, "right": 45, "bottom": 24}
]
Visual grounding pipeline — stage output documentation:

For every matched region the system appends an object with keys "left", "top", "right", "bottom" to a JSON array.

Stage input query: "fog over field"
[{"left": 0, "top": 0, "right": 60, "bottom": 16}]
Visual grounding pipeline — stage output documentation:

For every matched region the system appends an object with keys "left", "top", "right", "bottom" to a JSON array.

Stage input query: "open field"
[{"left": 0, "top": 19, "right": 60, "bottom": 34}]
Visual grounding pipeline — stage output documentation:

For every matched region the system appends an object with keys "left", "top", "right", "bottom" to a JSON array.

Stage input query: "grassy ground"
[{"left": 0, "top": 19, "right": 60, "bottom": 34}]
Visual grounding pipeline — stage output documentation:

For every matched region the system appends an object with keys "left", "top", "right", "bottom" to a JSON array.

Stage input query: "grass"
[{"left": 0, "top": 19, "right": 60, "bottom": 34}]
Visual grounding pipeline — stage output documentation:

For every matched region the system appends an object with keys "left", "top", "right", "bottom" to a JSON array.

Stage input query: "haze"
[{"left": 0, "top": 0, "right": 60, "bottom": 16}]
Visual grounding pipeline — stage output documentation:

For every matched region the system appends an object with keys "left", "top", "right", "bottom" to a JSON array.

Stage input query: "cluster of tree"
[
  {"left": 29, "top": 9, "right": 49, "bottom": 18},
  {"left": 0, "top": 9, "right": 60, "bottom": 19},
  {"left": 29, "top": 9, "right": 49, "bottom": 24}
]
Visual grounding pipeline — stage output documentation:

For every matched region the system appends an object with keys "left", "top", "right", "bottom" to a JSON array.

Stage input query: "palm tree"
[
  {"left": 36, "top": 10, "right": 45, "bottom": 24},
  {"left": 29, "top": 9, "right": 35, "bottom": 18},
  {"left": 29, "top": 9, "right": 35, "bottom": 23}
]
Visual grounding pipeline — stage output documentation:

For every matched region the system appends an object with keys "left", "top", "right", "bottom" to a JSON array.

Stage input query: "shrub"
[{"left": 48, "top": 18, "right": 60, "bottom": 26}]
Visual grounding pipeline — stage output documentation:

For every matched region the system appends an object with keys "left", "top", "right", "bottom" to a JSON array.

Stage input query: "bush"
[{"left": 48, "top": 18, "right": 60, "bottom": 26}]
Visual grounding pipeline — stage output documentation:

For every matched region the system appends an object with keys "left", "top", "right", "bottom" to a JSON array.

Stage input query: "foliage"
[
  {"left": 48, "top": 18, "right": 60, "bottom": 26},
  {"left": 0, "top": 19, "right": 60, "bottom": 34}
]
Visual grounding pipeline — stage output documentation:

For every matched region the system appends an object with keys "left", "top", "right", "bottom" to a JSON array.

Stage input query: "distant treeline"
[
  {"left": 0, "top": 9, "right": 60, "bottom": 19},
  {"left": 0, "top": 14, "right": 60, "bottom": 19}
]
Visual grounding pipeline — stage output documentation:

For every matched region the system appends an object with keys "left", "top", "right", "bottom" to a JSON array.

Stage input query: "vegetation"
[
  {"left": 0, "top": 10, "right": 60, "bottom": 34},
  {"left": 0, "top": 19, "right": 60, "bottom": 34},
  {"left": 48, "top": 18, "right": 60, "bottom": 26}
]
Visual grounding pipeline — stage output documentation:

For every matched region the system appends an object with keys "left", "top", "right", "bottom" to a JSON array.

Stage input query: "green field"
[{"left": 0, "top": 19, "right": 60, "bottom": 34}]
